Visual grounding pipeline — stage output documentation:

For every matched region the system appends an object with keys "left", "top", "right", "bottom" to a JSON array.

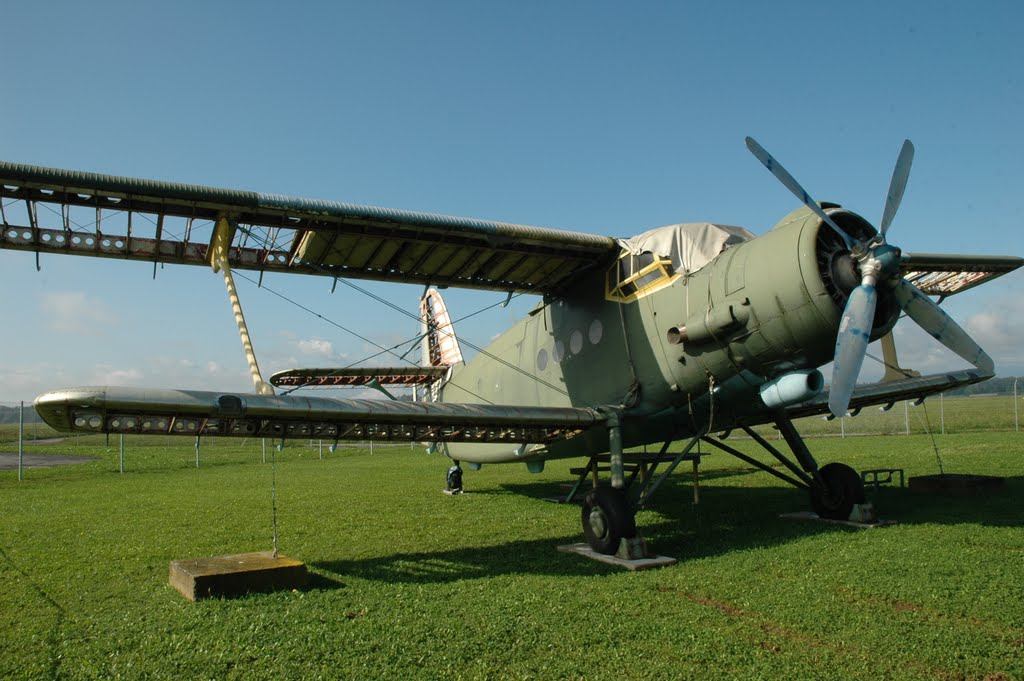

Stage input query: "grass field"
[{"left": 1, "top": 430, "right": 1022, "bottom": 679}]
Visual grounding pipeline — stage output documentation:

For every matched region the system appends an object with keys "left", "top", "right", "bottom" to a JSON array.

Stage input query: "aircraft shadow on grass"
[
  {"left": 312, "top": 472, "right": 1022, "bottom": 585},
  {"left": 865, "top": 475, "right": 1024, "bottom": 528}
]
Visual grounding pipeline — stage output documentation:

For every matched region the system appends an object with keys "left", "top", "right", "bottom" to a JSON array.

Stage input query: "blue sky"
[{"left": 2, "top": 1, "right": 1022, "bottom": 401}]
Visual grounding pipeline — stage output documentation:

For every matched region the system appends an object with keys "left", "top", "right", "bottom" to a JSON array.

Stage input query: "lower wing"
[
  {"left": 784, "top": 369, "right": 991, "bottom": 420},
  {"left": 34, "top": 386, "right": 604, "bottom": 444}
]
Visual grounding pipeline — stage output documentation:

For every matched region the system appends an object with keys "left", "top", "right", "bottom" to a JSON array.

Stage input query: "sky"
[{"left": 1, "top": 1, "right": 1022, "bottom": 402}]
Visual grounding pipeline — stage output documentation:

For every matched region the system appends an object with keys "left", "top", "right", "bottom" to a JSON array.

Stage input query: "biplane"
[{"left": 1, "top": 138, "right": 1019, "bottom": 557}]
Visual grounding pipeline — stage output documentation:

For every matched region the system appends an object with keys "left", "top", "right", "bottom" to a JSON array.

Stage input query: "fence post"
[
  {"left": 262, "top": 438, "right": 267, "bottom": 464},
  {"left": 1014, "top": 378, "right": 1019, "bottom": 433},
  {"left": 195, "top": 436, "right": 201, "bottom": 468},
  {"left": 18, "top": 401, "right": 24, "bottom": 481},
  {"left": 319, "top": 439, "right": 323, "bottom": 460},
  {"left": 904, "top": 401, "right": 910, "bottom": 435},
  {"left": 119, "top": 434, "right": 124, "bottom": 474},
  {"left": 940, "top": 392, "right": 945, "bottom": 435}
]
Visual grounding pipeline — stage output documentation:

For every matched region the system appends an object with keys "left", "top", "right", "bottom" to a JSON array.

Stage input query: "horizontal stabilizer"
[
  {"left": 34, "top": 386, "right": 604, "bottom": 444},
  {"left": 270, "top": 366, "right": 449, "bottom": 388}
]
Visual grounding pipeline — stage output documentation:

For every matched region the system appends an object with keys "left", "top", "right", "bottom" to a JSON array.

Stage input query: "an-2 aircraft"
[{"left": 2, "top": 138, "right": 1020, "bottom": 559}]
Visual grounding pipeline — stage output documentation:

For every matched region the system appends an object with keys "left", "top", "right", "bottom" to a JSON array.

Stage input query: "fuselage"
[{"left": 439, "top": 206, "right": 894, "bottom": 465}]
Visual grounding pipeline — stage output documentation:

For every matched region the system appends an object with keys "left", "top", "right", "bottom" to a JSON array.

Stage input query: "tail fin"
[{"left": 420, "top": 288, "right": 464, "bottom": 368}]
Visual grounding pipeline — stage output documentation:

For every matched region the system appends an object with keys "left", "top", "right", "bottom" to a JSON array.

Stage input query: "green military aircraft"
[{"left": 2, "top": 139, "right": 1020, "bottom": 558}]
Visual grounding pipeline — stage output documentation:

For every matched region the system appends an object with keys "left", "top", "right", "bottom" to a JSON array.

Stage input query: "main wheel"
[
  {"left": 581, "top": 487, "right": 636, "bottom": 555},
  {"left": 810, "top": 462, "right": 866, "bottom": 520}
]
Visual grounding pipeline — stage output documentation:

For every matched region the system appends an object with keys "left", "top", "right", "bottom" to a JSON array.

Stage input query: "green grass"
[{"left": 2, "top": 433, "right": 1023, "bottom": 679}]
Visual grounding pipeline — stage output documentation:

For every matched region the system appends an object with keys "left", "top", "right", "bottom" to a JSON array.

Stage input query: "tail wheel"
[
  {"left": 581, "top": 487, "right": 636, "bottom": 555},
  {"left": 810, "top": 462, "right": 865, "bottom": 520}
]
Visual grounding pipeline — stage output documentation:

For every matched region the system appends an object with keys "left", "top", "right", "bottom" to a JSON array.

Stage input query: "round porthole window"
[
  {"left": 589, "top": 319, "right": 603, "bottom": 345},
  {"left": 553, "top": 340, "right": 565, "bottom": 363},
  {"left": 570, "top": 330, "right": 583, "bottom": 355},
  {"left": 537, "top": 348, "right": 548, "bottom": 371}
]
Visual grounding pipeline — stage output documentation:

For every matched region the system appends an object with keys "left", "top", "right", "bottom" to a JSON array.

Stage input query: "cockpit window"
[{"left": 606, "top": 250, "right": 675, "bottom": 302}]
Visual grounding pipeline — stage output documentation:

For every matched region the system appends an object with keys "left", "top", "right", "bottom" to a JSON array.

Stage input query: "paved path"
[{"left": 0, "top": 453, "right": 97, "bottom": 470}]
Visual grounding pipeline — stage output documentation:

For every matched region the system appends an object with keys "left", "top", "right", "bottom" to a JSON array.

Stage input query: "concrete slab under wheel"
[
  {"left": 779, "top": 511, "right": 897, "bottom": 528},
  {"left": 169, "top": 551, "right": 308, "bottom": 601},
  {"left": 557, "top": 543, "right": 677, "bottom": 570}
]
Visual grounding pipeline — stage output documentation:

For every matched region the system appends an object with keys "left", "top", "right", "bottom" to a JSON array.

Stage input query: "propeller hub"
[
  {"left": 872, "top": 243, "right": 903, "bottom": 280},
  {"left": 829, "top": 252, "right": 861, "bottom": 295}
]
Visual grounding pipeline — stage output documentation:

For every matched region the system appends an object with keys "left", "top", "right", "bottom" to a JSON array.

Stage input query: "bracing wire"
[
  {"left": 22, "top": 201, "right": 574, "bottom": 402},
  {"left": 231, "top": 225, "right": 572, "bottom": 398},
  {"left": 910, "top": 399, "right": 946, "bottom": 475}
]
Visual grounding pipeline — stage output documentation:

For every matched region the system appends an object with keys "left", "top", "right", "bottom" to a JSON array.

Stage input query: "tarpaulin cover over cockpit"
[{"left": 615, "top": 223, "right": 756, "bottom": 275}]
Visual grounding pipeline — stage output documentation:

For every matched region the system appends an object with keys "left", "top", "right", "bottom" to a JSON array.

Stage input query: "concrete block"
[{"left": 169, "top": 551, "right": 308, "bottom": 601}]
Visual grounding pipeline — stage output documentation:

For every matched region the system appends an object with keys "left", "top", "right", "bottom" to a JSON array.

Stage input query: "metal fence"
[{"left": 0, "top": 400, "right": 407, "bottom": 479}]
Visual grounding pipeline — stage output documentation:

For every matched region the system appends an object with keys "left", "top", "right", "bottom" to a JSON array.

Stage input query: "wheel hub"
[{"left": 588, "top": 508, "right": 608, "bottom": 539}]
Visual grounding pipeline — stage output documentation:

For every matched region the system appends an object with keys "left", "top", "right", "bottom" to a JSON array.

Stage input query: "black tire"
[
  {"left": 581, "top": 487, "right": 637, "bottom": 555},
  {"left": 446, "top": 464, "right": 463, "bottom": 492},
  {"left": 810, "top": 462, "right": 866, "bottom": 520}
]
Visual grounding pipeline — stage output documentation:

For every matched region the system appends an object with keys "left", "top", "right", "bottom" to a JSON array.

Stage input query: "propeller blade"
[
  {"left": 879, "top": 139, "right": 915, "bottom": 236},
  {"left": 745, "top": 136, "right": 855, "bottom": 247},
  {"left": 893, "top": 279, "right": 994, "bottom": 374},
  {"left": 829, "top": 284, "right": 878, "bottom": 417}
]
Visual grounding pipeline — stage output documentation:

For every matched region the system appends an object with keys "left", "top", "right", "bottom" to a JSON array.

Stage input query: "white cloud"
[
  {"left": 90, "top": 366, "right": 144, "bottom": 385},
  {"left": 40, "top": 291, "right": 118, "bottom": 335},
  {"left": 965, "top": 296, "right": 1024, "bottom": 372},
  {"left": 0, "top": 363, "right": 73, "bottom": 402},
  {"left": 296, "top": 338, "right": 337, "bottom": 358},
  {"left": 877, "top": 293, "right": 1024, "bottom": 378}
]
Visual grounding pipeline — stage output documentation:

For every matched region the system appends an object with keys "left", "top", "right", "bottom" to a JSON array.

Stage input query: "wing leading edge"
[{"left": 0, "top": 160, "right": 616, "bottom": 293}]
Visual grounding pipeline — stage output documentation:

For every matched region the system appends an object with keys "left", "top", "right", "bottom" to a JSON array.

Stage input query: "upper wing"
[
  {"left": 900, "top": 253, "right": 1022, "bottom": 297},
  {"left": 0, "top": 160, "right": 617, "bottom": 294},
  {"left": 34, "top": 386, "right": 605, "bottom": 444},
  {"left": 784, "top": 369, "right": 991, "bottom": 420}
]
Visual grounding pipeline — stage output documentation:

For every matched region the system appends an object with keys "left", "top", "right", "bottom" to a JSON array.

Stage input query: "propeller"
[
  {"left": 745, "top": 137, "right": 856, "bottom": 248},
  {"left": 745, "top": 137, "right": 993, "bottom": 417}
]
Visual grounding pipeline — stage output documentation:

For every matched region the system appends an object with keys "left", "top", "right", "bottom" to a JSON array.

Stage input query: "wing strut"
[{"left": 210, "top": 217, "right": 275, "bottom": 396}]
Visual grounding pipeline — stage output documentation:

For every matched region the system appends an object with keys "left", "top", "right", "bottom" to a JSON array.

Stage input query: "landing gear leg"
[
  {"left": 579, "top": 409, "right": 648, "bottom": 559},
  {"left": 772, "top": 415, "right": 869, "bottom": 520},
  {"left": 704, "top": 414, "right": 873, "bottom": 522},
  {"left": 445, "top": 462, "right": 463, "bottom": 495}
]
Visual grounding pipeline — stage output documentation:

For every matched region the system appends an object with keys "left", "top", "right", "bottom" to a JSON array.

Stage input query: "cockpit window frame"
[{"left": 605, "top": 250, "right": 677, "bottom": 303}]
